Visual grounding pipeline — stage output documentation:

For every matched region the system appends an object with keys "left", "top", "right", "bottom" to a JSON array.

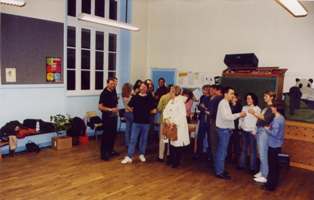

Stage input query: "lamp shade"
[{"left": 276, "top": 0, "right": 308, "bottom": 17}]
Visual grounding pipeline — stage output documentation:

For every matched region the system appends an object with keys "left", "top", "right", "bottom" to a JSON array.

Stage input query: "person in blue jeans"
[
  {"left": 121, "top": 82, "right": 156, "bottom": 164},
  {"left": 248, "top": 91, "right": 275, "bottom": 183},
  {"left": 122, "top": 83, "right": 134, "bottom": 148},
  {"left": 238, "top": 93, "right": 261, "bottom": 173},
  {"left": 215, "top": 87, "right": 246, "bottom": 179}
]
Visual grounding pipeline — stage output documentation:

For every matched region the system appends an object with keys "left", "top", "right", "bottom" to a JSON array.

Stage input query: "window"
[
  {"left": 109, "top": 0, "right": 117, "bottom": 20},
  {"left": 82, "top": 0, "right": 91, "bottom": 14},
  {"left": 67, "top": 0, "right": 76, "bottom": 17},
  {"left": 67, "top": 26, "right": 76, "bottom": 90},
  {"left": 95, "top": 0, "right": 105, "bottom": 17},
  {"left": 66, "top": 0, "right": 120, "bottom": 95}
]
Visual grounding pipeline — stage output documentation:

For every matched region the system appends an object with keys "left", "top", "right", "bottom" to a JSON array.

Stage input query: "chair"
[
  {"left": 118, "top": 109, "right": 127, "bottom": 133},
  {"left": 85, "top": 111, "right": 103, "bottom": 141}
]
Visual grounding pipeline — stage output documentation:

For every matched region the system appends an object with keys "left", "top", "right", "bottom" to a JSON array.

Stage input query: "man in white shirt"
[{"left": 215, "top": 86, "right": 246, "bottom": 179}]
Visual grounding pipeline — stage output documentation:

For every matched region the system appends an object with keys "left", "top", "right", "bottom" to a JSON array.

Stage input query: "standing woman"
[
  {"left": 238, "top": 93, "right": 261, "bottom": 173},
  {"left": 163, "top": 85, "right": 190, "bottom": 168},
  {"left": 264, "top": 102, "right": 285, "bottom": 191},
  {"left": 121, "top": 83, "right": 133, "bottom": 148},
  {"left": 249, "top": 91, "right": 275, "bottom": 183}
]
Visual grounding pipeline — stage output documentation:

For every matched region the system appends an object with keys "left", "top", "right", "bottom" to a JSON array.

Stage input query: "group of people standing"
[{"left": 98, "top": 77, "right": 285, "bottom": 192}]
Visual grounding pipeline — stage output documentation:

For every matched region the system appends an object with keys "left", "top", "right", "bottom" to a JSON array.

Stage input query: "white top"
[
  {"left": 216, "top": 98, "right": 240, "bottom": 129},
  {"left": 163, "top": 95, "right": 190, "bottom": 147},
  {"left": 239, "top": 105, "right": 261, "bottom": 134}
]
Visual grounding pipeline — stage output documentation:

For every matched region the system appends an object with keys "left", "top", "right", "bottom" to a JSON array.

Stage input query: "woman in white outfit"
[{"left": 163, "top": 85, "right": 190, "bottom": 168}]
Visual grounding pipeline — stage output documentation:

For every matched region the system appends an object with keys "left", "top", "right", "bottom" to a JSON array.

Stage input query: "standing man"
[
  {"left": 98, "top": 77, "right": 119, "bottom": 161},
  {"left": 155, "top": 77, "right": 168, "bottom": 103},
  {"left": 215, "top": 87, "right": 246, "bottom": 179}
]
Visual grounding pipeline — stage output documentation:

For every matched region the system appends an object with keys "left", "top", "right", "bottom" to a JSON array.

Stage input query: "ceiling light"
[
  {"left": 0, "top": 0, "right": 25, "bottom": 7},
  {"left": 78, "top": 13, "right": 139, "bottom": 31},
  {"left": 275, "top": 0, "right": 308, "bottom": 17}
]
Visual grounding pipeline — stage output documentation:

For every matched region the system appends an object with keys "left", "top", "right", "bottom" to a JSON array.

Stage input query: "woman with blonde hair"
[
  {"left": 122, "top": 83, "right": 133, "bottom": 147},
  {"left": 163, "top": 85, "right": 190, "bottom": 168}
]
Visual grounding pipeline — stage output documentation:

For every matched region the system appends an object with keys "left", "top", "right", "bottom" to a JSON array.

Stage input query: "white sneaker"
[
  {"left": 254, "top": 176, "right": 267, "bottom": 183},
  {"left": 139, "top": 154, "right": 146, "bottom": 162},
  {"left": 121, "top": 156, "right": 132, "bottom": 164},
  {"left": 254, "top": 171, "right": 262, "bottom": 178}
]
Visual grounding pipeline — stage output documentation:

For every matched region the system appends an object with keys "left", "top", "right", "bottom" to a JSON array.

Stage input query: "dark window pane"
[
  {"left": 108, "top": 53, "right": 116, "bottom": 70},
  {"left": 67, "top": 48, "right": 75, "bottom": 69},
  {"left": 68, "top": 0, "right": 76, "bottom": 17},
  {"left": 109, "top": 0, "right": 117, "bottom": 20},
  {"left": 81, "top": 29, "right": 90, "bottom": 49},
  {"left": 67, "top": 70, "right": 75, "bottom": 90},
  {"left": 96, "top": 71, "right": 104, "bottom": 90},
  {"left": 81, "top": 50, "right": 90, "bottom": 69},
  {"left": 108, "top": 71, "right": 116, "bottom": 79},
  {"left": 95, "top": 0, "right": 105, "bottom": 17},
  {"left": 81, "top": 71, "right": 90, "bottom": 90},
  {"left": 82, "top": 0, "right": 91, "bottom": 14},
  {"left": 96, "top": 51, "right": 104, "bottom": 70},
  {"left": 67, "top": 26, "right": 76, "bottom": 47},
  {"left": 109, "top": 33, "right": 117, "bottom": 52},
  {"left": 96, "top": 31, "right": 104, "bottom": 50}
]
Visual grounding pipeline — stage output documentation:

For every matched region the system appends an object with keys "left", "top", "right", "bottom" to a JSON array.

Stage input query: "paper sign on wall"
[{"left": 5, "top": 68, "right": 16, "bottom": 83}]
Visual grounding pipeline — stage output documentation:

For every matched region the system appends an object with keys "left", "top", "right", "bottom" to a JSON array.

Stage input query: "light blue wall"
[{"left": 0, "top": 1, "right": 131, "bottom": 127}]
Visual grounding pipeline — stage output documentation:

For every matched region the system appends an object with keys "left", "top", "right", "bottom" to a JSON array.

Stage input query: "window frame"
[{"left": 65, "top": 0, "right": 120, "bottom": 96}]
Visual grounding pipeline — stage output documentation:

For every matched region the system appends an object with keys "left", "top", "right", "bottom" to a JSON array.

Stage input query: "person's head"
[
  {"left": 202, "top": 84, "right": 210, "bottom": 96},
  {"left": 113, "top": 77, "right": 118, "bottom": 87},
  {"left": 182, "top": 89, "right": 193, "bottom": 102},
  {"left": 145, "top": 79, "right": 154, "bottom": 92},
  {"left": 270, "top": 101, "right": 285, "bottom": 116},
  {"left": 167, "top": 84, "right": 174, "bottom": 93},
  {"left": 231, "top": 92, "right": 239, "bottom": 105},
  {"left": 107, "top": 77, "right": 116, "bottom": 91},
  {"left": 263, "top": 91, "right": 276, "bottom": 106},
  {"left": 212, "top": 85, "right": 222, "bottom": 96},
  {"left": 223, "top": 86, "right": 235, "bottom": 102},
  {"left": 172, "top": 85, "right": 182, "bottom": 97},
  {"left": 133, "top": 79, "right": 142, "bottom": 91},
  {"left": 245, "top": 93, "right": 259, "bottom": 106},
  {"left": 158, "top": 77, "right": 166, "bottom": 87},
  {"left": 169, "top": 85, "right": 176, "bottom": 95},
  {"left": 122, "top": 83, "right": 133, "bottom": 98},
  {"left": 209, "top": 85, "right": 215, "bottom": 96},
  {"left": 139, "top": 82, "right": 148, "bottom": 95}
]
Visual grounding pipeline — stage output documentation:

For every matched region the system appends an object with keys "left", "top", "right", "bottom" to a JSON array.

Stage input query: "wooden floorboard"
[{"left": 1, "top": 139, "right": 314, "bottom": 200}]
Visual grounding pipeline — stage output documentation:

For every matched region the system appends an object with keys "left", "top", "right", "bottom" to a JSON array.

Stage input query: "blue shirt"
[{"left": 266, "top": 114, "right": 285, "bottom": 148}]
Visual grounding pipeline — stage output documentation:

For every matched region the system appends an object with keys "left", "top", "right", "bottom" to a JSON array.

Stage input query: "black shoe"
[
  {"left": 157, "top": 158, "right": 164, "bottom": 162},
  {"left": 261, "top": 185, "right": 275, "bottom": 191},
  {"left": 101, "top": 156, "right": 110, "bottom": 161},
  {"left": 216, "top": 173, "right": 231, "bottom": 180},
  {"left": 111, "top": 151, "right": 120, "bottom": 156},
  {"left": 223, "top": 171, "right": 229, "bottom": 176},
  {"left": 171, "top": 164, "right": 179, "bottom": 168}
]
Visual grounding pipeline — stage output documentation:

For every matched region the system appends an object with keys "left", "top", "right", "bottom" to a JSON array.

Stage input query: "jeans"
[
  {"left": 197, "top": 119, "right": 210, "bottom": 156},
  {"left": 124, "top": 112, "right": 133, "bottom": 147},
  {"left": 215, "top": 128, "right": 231, "bottom": 175},
  {"left": 239, "top": 131, "right": 257, "bottom": 171},
  {"left": 127, "top": 123, "right": 150, "bottom": 158},
  {"left": 257, "top": 127, "right": 269, "bottom": 177}
]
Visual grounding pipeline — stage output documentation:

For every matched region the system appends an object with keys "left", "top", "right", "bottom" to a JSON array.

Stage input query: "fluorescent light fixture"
[
  {"left": 0, "top": 0, "right": 26, "bottom": 7},
  {"left": 275, "top": 0, "right": 308, "bottom": 17},
  {"left": 78, "top": 13, "right": 140, "bottom": 31}
]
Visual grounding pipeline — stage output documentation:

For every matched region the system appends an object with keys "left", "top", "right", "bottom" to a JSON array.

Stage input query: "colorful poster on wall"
[{"left": 46, "top": 57, "right": 62, "bottom": 82}]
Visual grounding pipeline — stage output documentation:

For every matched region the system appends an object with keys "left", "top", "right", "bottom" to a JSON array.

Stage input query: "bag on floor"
[{"left": 26, "top": 141, "right": 40, "bottom": 153}]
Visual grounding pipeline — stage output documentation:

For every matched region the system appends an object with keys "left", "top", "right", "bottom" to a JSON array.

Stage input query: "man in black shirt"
[
  {"left": 121, "top": 82, "right": 156, "bottom": 164},
  {"left": 98, "top": 77, "right": 118, "bottom": 160}
]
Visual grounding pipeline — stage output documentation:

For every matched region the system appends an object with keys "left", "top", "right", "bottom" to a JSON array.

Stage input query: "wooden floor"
[{"left": 1, "top": 139, "right": 314, "bottom": 200}]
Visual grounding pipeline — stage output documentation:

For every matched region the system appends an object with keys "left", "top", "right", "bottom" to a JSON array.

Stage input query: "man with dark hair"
[
  {"left": 215, "top": 86, "right": 246, "bottom": 179},
  {"left": 98, "top": 77, "right": 119, "bottom": 161},
  {"left": 155, "top": 77, "right": 168, "bottom": 102}
]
